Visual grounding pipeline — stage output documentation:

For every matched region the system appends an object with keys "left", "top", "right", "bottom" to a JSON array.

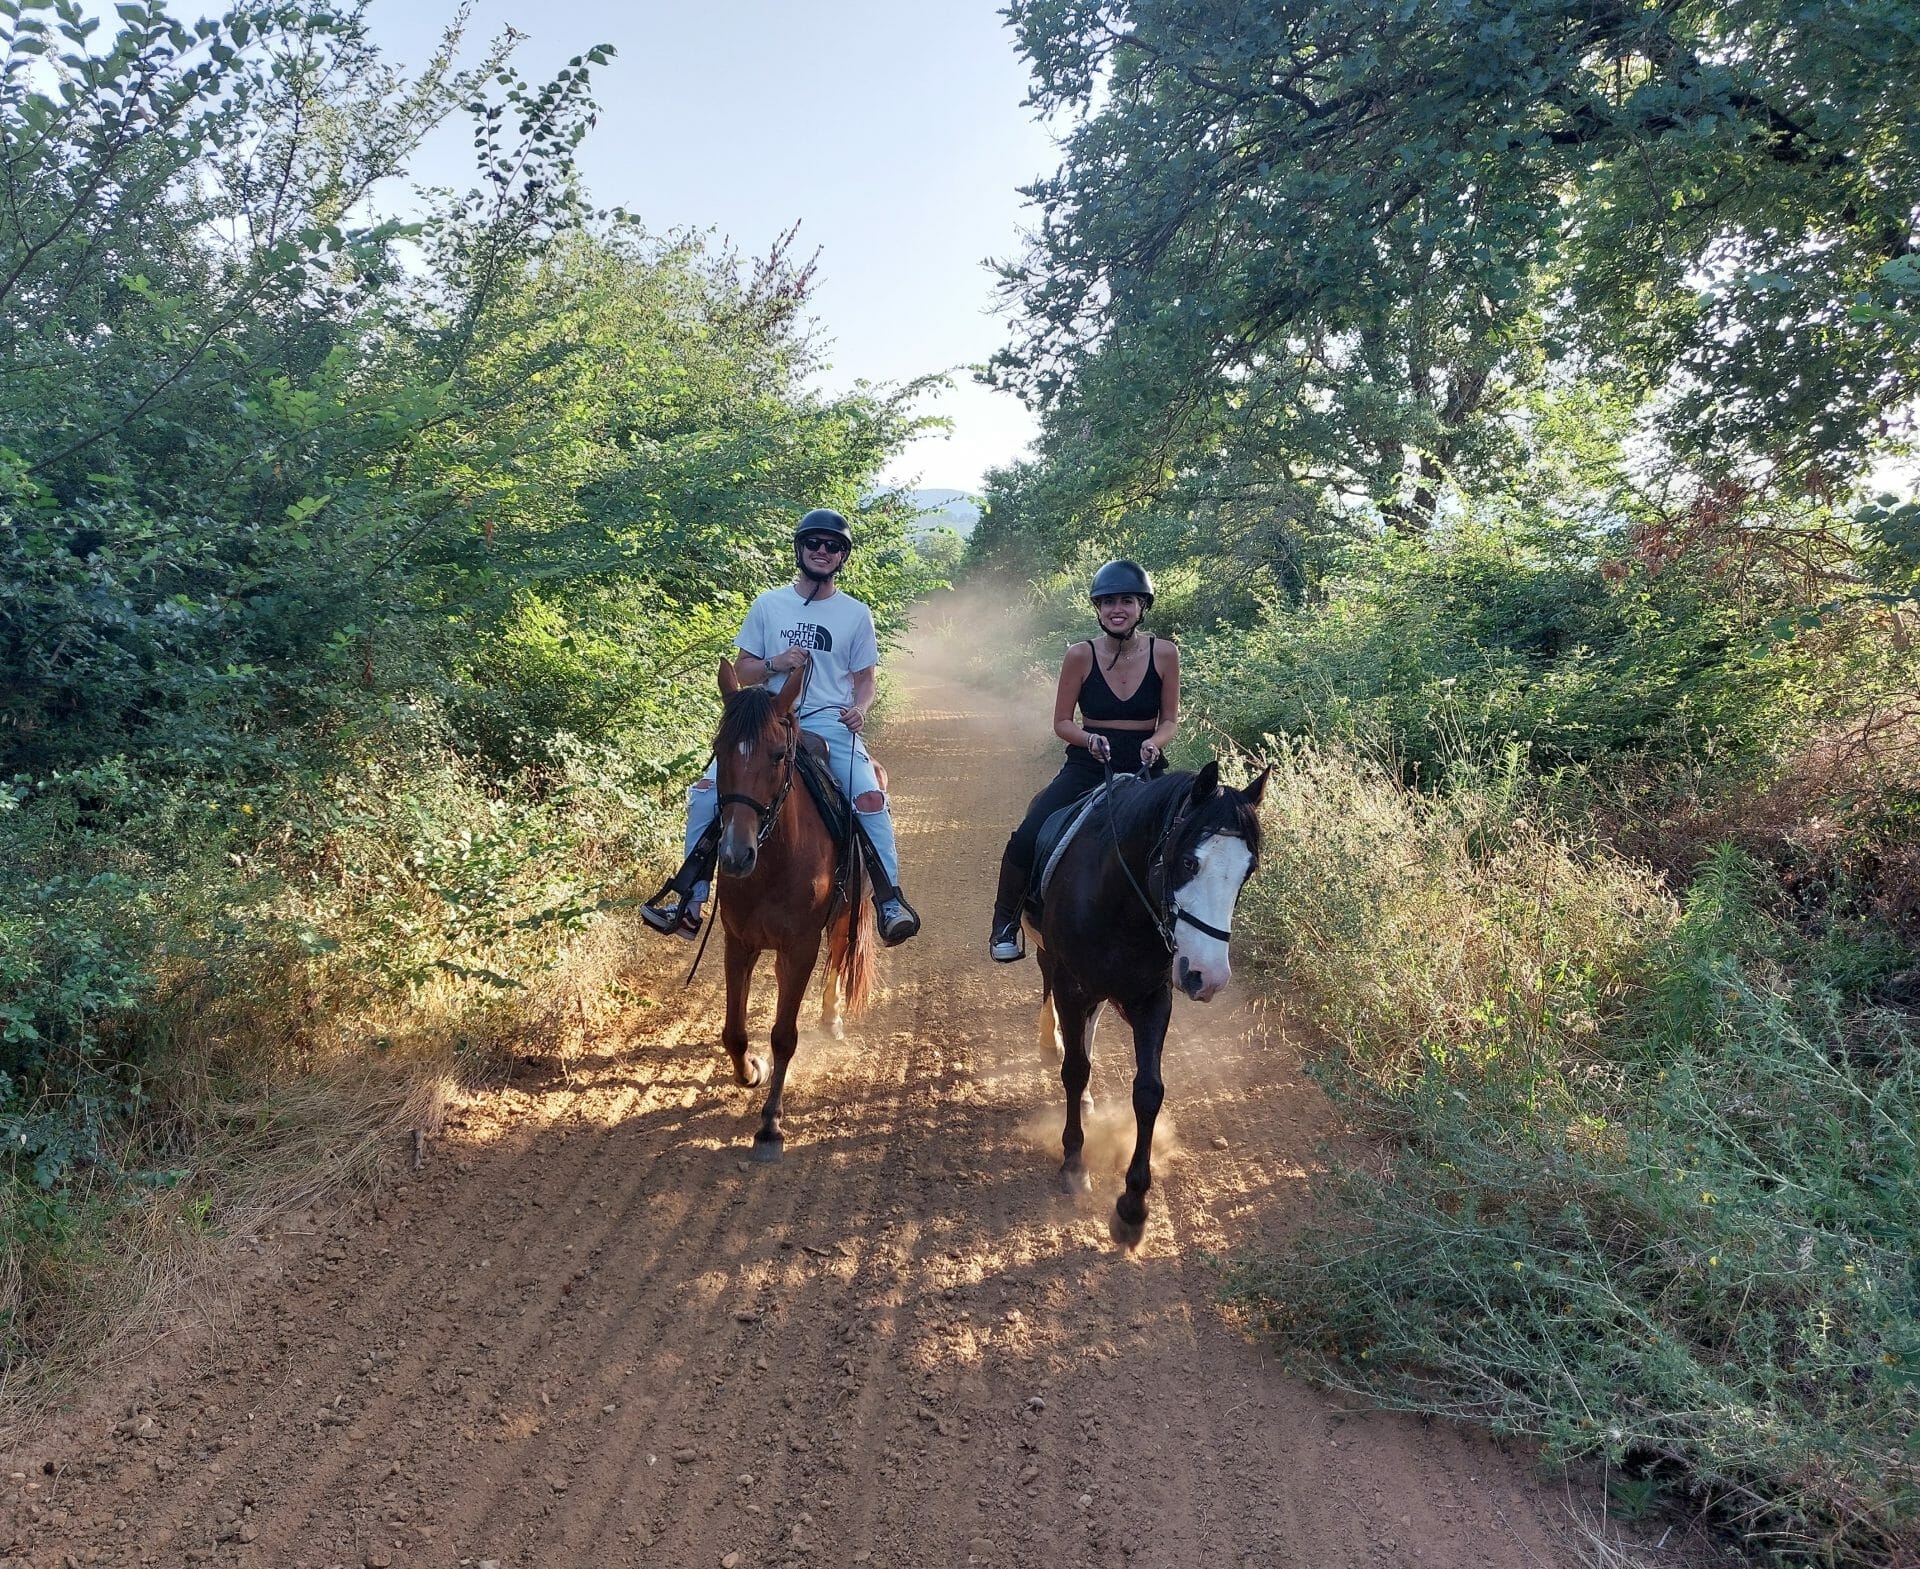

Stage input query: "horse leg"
[
  {"left": 751, "top": 937, "right": 819, "bottom": 1161},
  {"left": 1053, "top": 973, "right": 1100, "bottom": 1196},
  {"left": 1111, "top": 987, "right": 1173, "bottom": 1249},
  {"left": 819, "top": 910, "right": 846, "bottom": 1041},
  {"left": 722, "top": 933, "right": 765, "bottom": 1088},
  {"left": 1035, "top": 948, "right": 1062, "bottom": 1065}
]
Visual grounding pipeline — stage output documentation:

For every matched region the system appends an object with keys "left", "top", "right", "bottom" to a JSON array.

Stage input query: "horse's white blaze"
[{"left": 1170, "top": 835, "right": 1252, "bottom": 1002}]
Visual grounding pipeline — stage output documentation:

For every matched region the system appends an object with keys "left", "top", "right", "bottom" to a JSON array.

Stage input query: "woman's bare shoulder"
[{"left": 1060, "top": 639, "right": 1094, "bottom": 670}]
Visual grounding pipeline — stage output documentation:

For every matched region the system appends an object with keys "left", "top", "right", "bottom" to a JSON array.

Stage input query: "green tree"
[{"left": 994, "top": 0, "right": 1920, "bottom": 534}]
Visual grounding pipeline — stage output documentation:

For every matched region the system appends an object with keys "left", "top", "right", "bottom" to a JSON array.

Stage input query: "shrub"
[{"left": 1227, "top": 747, "right": 1919, "bottom": 1564}]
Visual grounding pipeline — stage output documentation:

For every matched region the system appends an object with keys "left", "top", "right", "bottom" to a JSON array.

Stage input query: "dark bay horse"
[
  {"left": 1030, "top": 760, "right": 1269, "bottom": 1246},
  {"left": 711, "top": 658, "right": 874, "bottom": 1159}
]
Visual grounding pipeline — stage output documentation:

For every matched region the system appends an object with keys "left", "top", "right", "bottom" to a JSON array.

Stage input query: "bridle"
[
  {"left": 1103, "top": 760, "right": 1247, "bottom": 954},
  {"left": 716, "top": 715, "right": 798, "bottom": 850}
]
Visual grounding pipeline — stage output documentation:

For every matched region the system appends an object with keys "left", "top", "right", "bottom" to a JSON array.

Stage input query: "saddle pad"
[
  {"left": 1033, "top": 780, "right": 1128, "bottom": 906},
  {"left": 794, "top": 746, "right": 851, "bottom": 850}
]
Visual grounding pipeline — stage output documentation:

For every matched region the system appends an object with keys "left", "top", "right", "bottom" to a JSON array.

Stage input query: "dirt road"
[{"left": 5, "top": 642, "right": 1585, "bottom": 1569}]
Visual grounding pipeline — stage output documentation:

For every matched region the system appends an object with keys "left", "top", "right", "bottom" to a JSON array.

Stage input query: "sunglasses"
[{"left": 799, "top": 535, "right": 848, "bottom": 555}]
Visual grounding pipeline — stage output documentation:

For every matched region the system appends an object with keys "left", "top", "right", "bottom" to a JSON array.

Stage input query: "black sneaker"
[
  {"left": 637, "top": 894, "right": 683, "bottom": 929},
  {"left": 876, "top": 895, "right": 921, "bottom": 947},
  {"left": 989, "top": 921, "right": 1024, "bottom": 962}
]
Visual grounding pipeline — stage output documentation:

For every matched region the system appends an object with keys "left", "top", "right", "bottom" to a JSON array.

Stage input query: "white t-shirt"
[{"left": 735, "top": 583, "right": 879, "bottom": 718}]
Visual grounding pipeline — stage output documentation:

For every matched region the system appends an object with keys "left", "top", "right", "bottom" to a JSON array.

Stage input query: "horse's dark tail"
[{"left": 829, "top": 847, "right": 876, "bottom": 1017}]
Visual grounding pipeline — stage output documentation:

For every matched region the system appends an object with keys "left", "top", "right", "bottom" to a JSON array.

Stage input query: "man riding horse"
[{"left": 642, "top": 508, "right": 922, "bottom": 948}]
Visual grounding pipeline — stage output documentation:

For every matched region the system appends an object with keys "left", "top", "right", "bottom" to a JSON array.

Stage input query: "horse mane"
[
  {"left": 1105, "top": 768, "right": 1265, "bottom": 867},
  {"left": 715, "top": 683, "right": 780, "bottom": 752}
]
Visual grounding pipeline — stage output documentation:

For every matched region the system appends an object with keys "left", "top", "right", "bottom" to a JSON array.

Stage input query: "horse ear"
[
  {"left": 718, "top": 657, "right": 740, "bottom": 697},
  {"left": 1189, "top": 759, "right": 1220, "bottom": 803},
  {"left": 772, "top": 668, "right": 802, "bottom": 716},
  {"left": 1242, "top": 764, "right": 1272, "bottom": 809}
]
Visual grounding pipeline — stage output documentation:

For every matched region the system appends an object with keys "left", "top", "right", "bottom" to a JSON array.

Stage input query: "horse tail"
[{"left": 830, "top": 843, "right": 876, "bottom": 1017}]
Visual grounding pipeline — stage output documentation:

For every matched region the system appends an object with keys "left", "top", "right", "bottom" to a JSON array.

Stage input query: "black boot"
[
  {"left": 988, "top": 849, "right": 1028, "bottom": 961},
  {"left": 853, "top": 820, "right": 920, "bottom": 947},
  {"left": 641, "top": 823, "right": 719, "bottom": 938}
]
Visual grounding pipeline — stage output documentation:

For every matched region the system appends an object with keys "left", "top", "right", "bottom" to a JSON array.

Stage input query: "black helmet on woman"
[
  {"left": 1089, "top": 559, "right": 1154, "bottom": 609},
  {"left": 793, "top": 507, "right": 853, "bottom": 584}
]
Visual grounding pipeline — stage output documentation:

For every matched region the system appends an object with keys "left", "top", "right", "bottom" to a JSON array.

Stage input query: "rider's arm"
[
  {"left": 842, "top": 664, "right": 876, "bottom": 730},
  {"left": 1144, "top": 641, "right": 1181, "bottom": 760},
  {"left": 1052, "top": 642, "right": 1107, "bottom": 756},
  {"left": 737, "top": 647, "right": 807, "bottom": 684}
]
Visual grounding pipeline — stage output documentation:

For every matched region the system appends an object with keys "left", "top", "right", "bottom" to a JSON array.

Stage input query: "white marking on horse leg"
[
  {"left": 1170, "top": 837, "right": 1253, "bottom": 1002},
  {"left": 1037, "top": 994, "right": 1062, "bottom": 1064},
  {"left": 820, "top": 959, "right": 843, "bottom": 1039}
]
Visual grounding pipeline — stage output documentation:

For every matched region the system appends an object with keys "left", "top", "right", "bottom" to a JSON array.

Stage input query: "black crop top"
[{"left": 1078, "top": 637, "right": 1163, "bottom": 723}]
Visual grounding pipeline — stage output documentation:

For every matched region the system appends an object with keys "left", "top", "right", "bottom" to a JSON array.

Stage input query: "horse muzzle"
[
  {"left": 1175, "top": 955, "right": 1227, "bottom": 1002},
  {"left": 717, "top": 831, "right": 758, "bottom": 879}
]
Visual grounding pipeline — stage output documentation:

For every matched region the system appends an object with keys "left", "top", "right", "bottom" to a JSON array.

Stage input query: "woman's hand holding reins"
[
  {"left": 1139, "top": 739, "right": 1161, "bottom": 768},
  {"left": 1085, "top": 732, "right": 1111, "bottom": 762}
]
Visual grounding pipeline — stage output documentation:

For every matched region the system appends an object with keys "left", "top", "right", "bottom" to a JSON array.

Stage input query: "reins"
[{"left": 1099, "top": 758, "right": 1240, "bottom": 953}]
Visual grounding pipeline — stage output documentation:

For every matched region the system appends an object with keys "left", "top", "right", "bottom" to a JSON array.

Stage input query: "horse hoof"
[
  {"left": 749, "top": 1136, "right": 783, "bottom": 1164},
  {"left": 1109, "top": 1208, "right": 1147, "bottom": 1250},
  {"left": 1058, "top": 1163, "right": 1092, "bottom": 1196},
  {"left": 735, "top": 1055, "right": 767, "bottom": 1088}
]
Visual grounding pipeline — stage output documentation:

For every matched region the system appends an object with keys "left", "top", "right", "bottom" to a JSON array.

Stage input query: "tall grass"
[{"left": 1227, "top": 743, "right": 1919, "bottom": 1566}]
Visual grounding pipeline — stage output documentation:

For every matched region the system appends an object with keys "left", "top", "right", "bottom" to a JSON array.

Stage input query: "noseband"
[{"left": 716, "top": 718, "right": 798, "bottom": 849}]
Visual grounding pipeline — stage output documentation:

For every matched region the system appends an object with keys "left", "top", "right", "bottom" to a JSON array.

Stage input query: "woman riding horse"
[{"left": 988, "top": 560, "right": 1181, "bottom": 960}]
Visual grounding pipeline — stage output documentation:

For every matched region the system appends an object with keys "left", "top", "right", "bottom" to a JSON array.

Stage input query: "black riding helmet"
[
  {"left": 1089, "top": 558, "right": 1154, "bottom": 609},
  {"left": 794, "top": 507, "right": 853, "bottom": 585}
]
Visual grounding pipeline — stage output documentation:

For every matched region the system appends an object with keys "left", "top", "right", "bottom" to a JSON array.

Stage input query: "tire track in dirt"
[{"left": 5, "top": 630, "right": 1588, "bottom": 1569}]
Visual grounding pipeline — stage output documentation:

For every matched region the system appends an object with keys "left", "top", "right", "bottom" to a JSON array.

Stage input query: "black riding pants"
[{"left": 991, "top": 743, "right": 1164, "bottom": 930}]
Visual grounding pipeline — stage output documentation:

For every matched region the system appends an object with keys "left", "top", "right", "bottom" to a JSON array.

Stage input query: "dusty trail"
[{"left": 5, "top": 638, "right": 1586, "bottom": 1569}]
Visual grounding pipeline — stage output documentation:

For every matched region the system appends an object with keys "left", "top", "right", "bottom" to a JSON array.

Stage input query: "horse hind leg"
[
  {"left": 819, "top": 903, "right": 852, "bottom": 1040},
  {"left": 1034, "top": 948, "right": 1063, "bottom": 1065},
  {"left": 819, "top": 949, "right": 845, "bottom": 1041}
]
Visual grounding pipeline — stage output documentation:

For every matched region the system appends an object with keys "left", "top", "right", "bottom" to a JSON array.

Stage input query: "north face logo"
[{"left": 782, "top": 624, "right": 834, "bottom": 653}]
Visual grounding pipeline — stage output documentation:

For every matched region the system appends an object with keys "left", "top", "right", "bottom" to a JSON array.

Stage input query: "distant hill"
[{"left": 905, "top": 489, "right": 981, "bottom": 537}]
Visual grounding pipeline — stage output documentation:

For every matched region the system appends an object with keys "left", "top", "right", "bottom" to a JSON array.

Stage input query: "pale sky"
[{"left": 365, "top": 0, "right": 1057, "bottom": 494}]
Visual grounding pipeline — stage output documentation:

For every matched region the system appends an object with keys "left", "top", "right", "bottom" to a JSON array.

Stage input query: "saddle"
[
  {"left": 792, "top": 737, "right": 861, "bottom": 902},
  {"left": 1027, "top": 776, "right": 1139, "bottom": 913}
]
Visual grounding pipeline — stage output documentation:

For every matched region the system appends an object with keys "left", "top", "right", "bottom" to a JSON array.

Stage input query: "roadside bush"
[{"left": 1226, "top": 746, "right": 1919, "bottom": 1564}]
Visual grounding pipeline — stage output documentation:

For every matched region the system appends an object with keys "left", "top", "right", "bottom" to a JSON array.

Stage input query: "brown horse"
[{"left": 711, "top": 658, "right": 875, "bottom": 1159}]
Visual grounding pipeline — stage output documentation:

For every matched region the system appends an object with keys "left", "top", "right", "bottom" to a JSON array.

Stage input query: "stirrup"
[
  {"left": 640, "top": 890, "right": 688, "bottom": 935},
  {"left": 876, "top": 892, "right": 921, "bottom": 947}
]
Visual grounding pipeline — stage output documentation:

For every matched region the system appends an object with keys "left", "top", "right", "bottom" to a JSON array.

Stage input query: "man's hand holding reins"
[{"left": 839, "top": 704, "right": 867, "bottom": 733}]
